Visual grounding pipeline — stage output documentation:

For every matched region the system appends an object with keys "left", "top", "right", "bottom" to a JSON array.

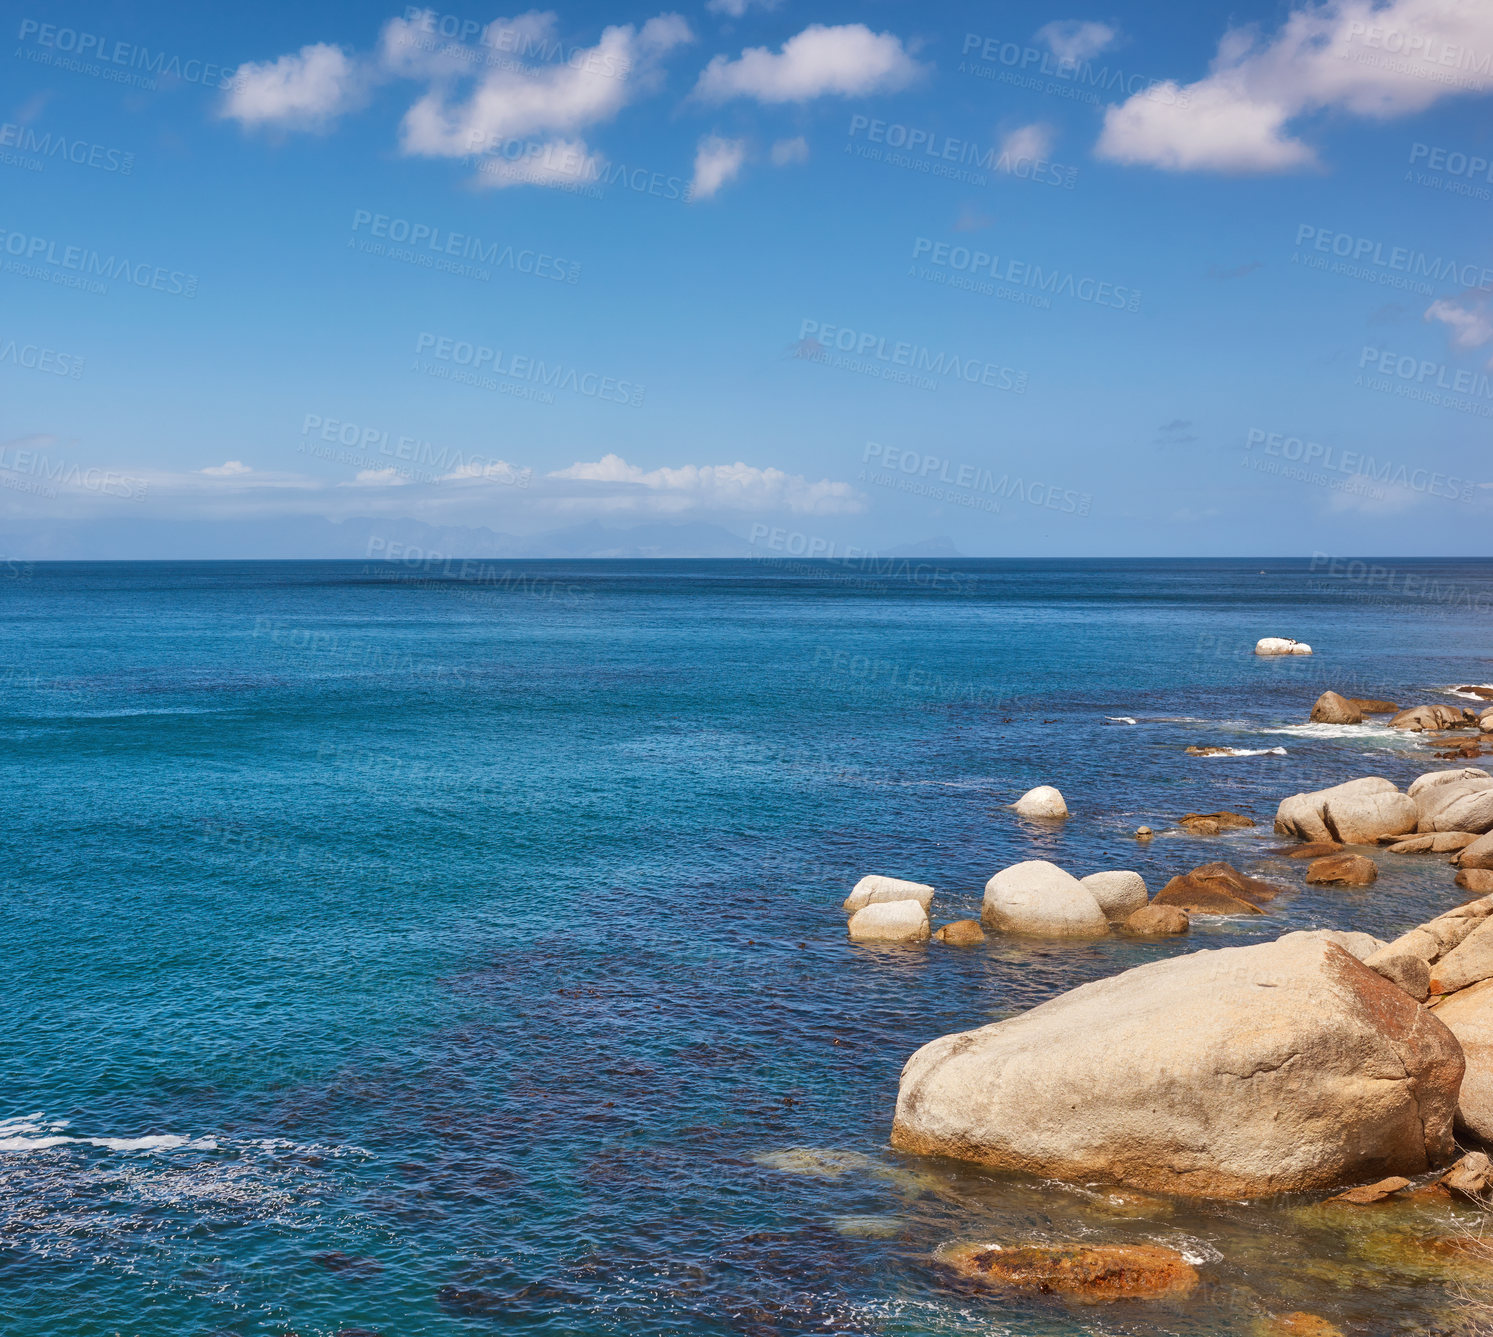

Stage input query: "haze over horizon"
[{"left": 4, "top": 0, "right": 1493, "bottom": 557}]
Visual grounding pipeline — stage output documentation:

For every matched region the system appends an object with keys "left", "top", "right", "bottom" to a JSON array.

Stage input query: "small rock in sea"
[
  {"left": 1306, "top": 853, "right": 1378, "bottom": 887},
  {"left": 1439, "top": 1150, "right": 1493, "bottom": 1199},
  {"left": 1259, "top": 1312, "right": 1347, "bottom": 1337},
  {"left": 1255, "top": 637, "right": 1312, "bottom": 656},
  {"left": 1390, "top": 704, "right": 1474, "bottom": 732},
  {"left": 982, "top": 861, "right": 1108, "bottom": 937},
  {"left": 1013, "top": 785, "right": 1068, "bottom": 819},
  {"left": 1121, "top": 903, "right": 1188, "bottom": 935},
  {"left": 1350, "top": 699, "right": 1400, "bottom": 715},
  {"left": 1325, "top": 1175, "right": 1411, "bottom": 1205},
  {"left": 1458, "top": 869, "right": 1493, "bottom": 893},
  {"left": 847, "top": 899, "right": 929, "bottom": 943},
  {"left": 938, "top": 1241, "right": 1198, "bottom": 1301},
  {"left": 1134, "top": 825, "right": 1153, "bottom": 841},
  {"left": 843, "top": 875, "right": 935, "bottom": 913},
  {"left": 1310, "top": 691, "right": 1363, "bottom": 725},
  {"left": 1178, "top": 811, "right": 1255, "bottom": 835},
  {"left": 933, "top": 919, "right": 986, "bottom": 946},
  {"left": 1276, "top": 841, "right": 1345, "bottom": 860},
  {"left": 1153, "top": 862, "right": 1279, "bottom": 915},
  {"left": 1079, "top": 871, "right": 1149, "bottom": 921},
  {"left": 832, "top": 1215, "right": 903, "bottom": 1238}
]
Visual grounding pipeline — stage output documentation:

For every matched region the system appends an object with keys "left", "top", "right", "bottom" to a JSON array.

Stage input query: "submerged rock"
[
  {"left": 843, "top": 875, "right": 935, "bottom": 913},
  {"left": 938, "top": 1241, "right": 1198, "bottom": 1301},
  {"left": 1306, "top": 853, "right": 1378, "bottom": 887},
  {"left": 1122, "top": 903, "right": 1188, "bottom": 935},
  {"left": 1325, "top": 1175, "right": 1411, "bottom": 1205},
  {"left": 1013, "top": 785, "right": 1068, "bottom": 819},
  {"left": 891, "top": 933, "right": 1463, "bottom": 1197},
  {"left": 1079, "top": 870, "right": 1148, "bottom": 921},
  {"left": 1259, "top": 1313, "right": 1346, "bottom": 1337},
  {"left": 1274, "top": 777, "right": 1418, "bottom": 845},
  {"left": 933, "top": 919, "right": 985, "bottom": 946},
  {"left": 1278, "top": 841, "right": 1345, "bottom": 859},
  {"left": 1179, "top": 810, "right": 1255, "bottom": 835},
  {"left": 1310, "top": 691, "right": 1363, "bottom": 725},
  {"left": 847, "top": 900, "right": 929, "bottom": 943},
  {"left": 981, "top": 861, "right": 1108, "bottom": 937}
]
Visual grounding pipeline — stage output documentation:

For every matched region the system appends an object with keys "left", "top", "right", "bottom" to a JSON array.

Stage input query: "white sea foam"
[
  {"left": 1105, "top": 716, "right": 1137, "bottom": 725},
  {"left": 1192, "top": 746, "right": 1287, "bottom": 758},
  {"left": 0, "top": 1115, "right": 217, "bottom": 1154},
  {"left": 1266, "top": 723, "right": 1403, "bottom": 742},
  {"left": 1447, "top": 684, "right": 1493, "bottom": 701}
]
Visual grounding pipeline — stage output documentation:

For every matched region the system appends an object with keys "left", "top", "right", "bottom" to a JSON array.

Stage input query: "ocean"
[{"left": 3, "top": 557, "right": 1492, "bottom": 1336}]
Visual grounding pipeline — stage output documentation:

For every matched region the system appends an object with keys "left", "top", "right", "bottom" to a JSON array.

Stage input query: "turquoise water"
[{"left": 3, "top": 557, "right": 1493, "bottom": 1336}]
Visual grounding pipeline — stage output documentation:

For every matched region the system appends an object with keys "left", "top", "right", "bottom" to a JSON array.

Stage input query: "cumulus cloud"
[
  {"left": 393, "top": 13, "right": 693, "bottom": 159},
  {"left": 548, "top": 453, "right": 864, "bottom": 514},
  {"left": 694, "top": 23, "right": 923, "bottom": 103},
  {"left": 1426, "top": 292, "right": 1493, "bottom": 361},
  {"left": 691, "top": 135, "right": 747, "bottom": 198},
  {"left": 770, "top": 135, "right": 809, "bottom": 165},
  {"left": 221, "top": 43, "right": 364, "bottom": 130},
  {"left": 1035, "top": 19, "right": 1118, "bottom": 63},
  {"left": 1097, "top": 0, "right": 1493, "bottom": 173},
  {"left": 997, "top": 123, "right": 1054, "bottom": 167}
]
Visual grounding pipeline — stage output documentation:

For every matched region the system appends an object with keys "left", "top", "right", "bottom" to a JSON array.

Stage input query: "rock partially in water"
[
  {"left": 843, "top": 875, "right": 934, "bottom": 913},
  {"left": 982, "top": 860, "right": 1108, "bottom": 937},
  {"left": 1275, "top": 777, "right": 1418, "bottom": 846},
  {"left": 1013, "top": 785, "right": 1068, "bottom": 819},
  {"left": 1134, "top": 825, "right": 1153, "bottom": 841},
  {"left": 1122, "top": 903, "right": 1189, "bottom": 935},
  {"left": 847, "top": 899, "right": 929, "bottom": 943},
  {"left": 1257, "top": 1313, "right": 1346, "bottom": 1337},
  {"left": 1351, "top": 699, "right": 1400, "bottom": 716},
  {"left": 1460, "top": 833, "right": 1493, "bottom": 870},
  {"left": 1440, "top": 1150, "right": 1493, "bottom": 1199},
  {"left": 1310, "top": 691, "right": 1362, "bottom": 725},
  {"left": 1306, "top": 853, "right": 1378, "bottom": 887},
  {"left": 1459, "top": 869, "right": 1493, "bottom": 893},
  {"left": 1256, "top": 637, "right": 1312, "bottom": 656},
  {"left": 1325, "top": 1175, "right": 1411, "bottom": 1205},
  {"left": 939, "top": 1240, "right": 1199, "bottom": 1301},
  {"left": 1179, "top": 810, "right": 1255, "bottom": 835},
  {"left": 1154, "top": 862, "right": 1279, "bottom": 915},
  {"left": 1080, "top": 870, "right": 1149, "bottom": 921},
  {"left": 933, "top": 919, "right": 985, "bottom": 946},
  {"left": 1392, "top": 705, "right": 1474, "bottom": 732},
  {"left": 892, "top": 933, "right": 1462, "bottom": 1197},
  {"left": 1278, "top": 841, "right": 1344, "bottom": 860},
  {"left": 1412, "top": 769, "right": 1493, "bottom": 834},
  {"left": 1385, "top": 831, "right": 1477, "bottom": 853}
]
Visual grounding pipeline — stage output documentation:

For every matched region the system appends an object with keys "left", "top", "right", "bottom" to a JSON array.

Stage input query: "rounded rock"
[
  {"left": 1080, "top": 871, "right": 1150, "bottom": 921},
  {"left": 1013, "top": 785, "right": 1068, "bottom": 819},
  {"left": 847, "top": 899, "right": 929, "bottom": 943}
]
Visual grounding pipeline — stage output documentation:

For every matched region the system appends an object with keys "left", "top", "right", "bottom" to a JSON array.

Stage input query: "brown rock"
[
  {"left": 1458, "top": 832, "right": 1493, "bottom": 870},
  {"left": 1311, "top": 691, "right": 1363, "bottom": 724},
  {"left": 1326, "top": 1175, "right": 1411, "bottom": 1204},
  {"left": 1154, "top": 861, "right": 1282, "bottom": 915},
  {"left": 1439, "top": 1150, "right": 1493, "bottom": 1199},
  {"left": 1391, "top": 704, "right": 1474, "bottom": 732},
  {"left": 1276, "top": 842, "right": 1345, "bottom": 859},
  {"left": 934, "top": 919, "right": 986, "bottom": 946},
  {"left": 1458, "top": 869, "right": 1493, "bottom": 893},
  {"left": 1179, "top": 811, "right": 1255, "bottom": 834},
  {"left": 1364, "top": 949, "right": 1431, "bottom": 1002},
  {"left": 1430, "top": 978, "right": 1493, "bottom": 1140},
  {"left": 1384, "top": 832, "right": 1478, "bottom": 854},
  {"left": 939, "top": 1241, "right": 1198, "bottom": 1301},
  {"left": 1134, "top": 825, "right": 1153, "bottom": 840},
  {"left": 1459, "top": 685, "right": 1493, "bottom": 701},
  {"left": 1350, "top": 699, "right": 1399, "bottom": 715},
  {"left": 1305, "top": 853, "right": 1378, "bottom": 887},
  {"left": 1122, "top": 903, "right": 1189, "bottom": 935},
  {"left": 1260, "top": 1313, "right": 1346, "bottom": 1337}
]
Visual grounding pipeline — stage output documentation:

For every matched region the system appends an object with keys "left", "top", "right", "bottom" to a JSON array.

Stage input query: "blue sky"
[{"left": 2, "top": 0, "right": 1492, "bottom": 556}]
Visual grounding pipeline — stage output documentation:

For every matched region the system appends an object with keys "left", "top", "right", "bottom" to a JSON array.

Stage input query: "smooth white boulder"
[
  {"left": 1255, "top": 637, "right": 1312, "bottom": 656},
  {"left": 843, "top": 875, "right": 935, "bottom": 913},
  {"left": 983, "top": 861, "right": 1108, "bottom": 937},
  {"left": 1274, "top": 776, "right": 1417, "bottom": 844},
  {"left": 847, "top": 899, "right": 930, "bottom": 943},
  {"left": 1080, "top": 871, "right": 1149, "bottom": 922},
  {"left": 892, "top": 933, "right": 1462, "bottom": 1197},
  {"left": 1013, "top": 785, "right": 1068, "bottom": 819}
]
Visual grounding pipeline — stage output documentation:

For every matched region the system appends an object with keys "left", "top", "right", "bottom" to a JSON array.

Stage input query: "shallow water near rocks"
[{"left": 3, "top": 558, "right": 1493, "bottom": 1336}]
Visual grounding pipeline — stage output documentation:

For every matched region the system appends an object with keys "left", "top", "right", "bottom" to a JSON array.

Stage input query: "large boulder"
[
  {"left": 1351, "top": 698, "right": 1399, "bottom": 715},
  {"left": 890, "top": 933, "right": 1462, "bottom": 1197},
  {"left": 1256, "top": 637, "right": 1312, "bottom": 656},
  {"left": 1153, "top": 861, "right": 1279, "bottom": 915},
  {"left": 1274, "top": 777, "right": 1417, "bottom": 845},
  {"left": 843, "top": 875, "right": 935, "bottom": 913},
  {"left": 1013, "top": 785, "right": 1068, "bottom": 819},
  {"left": 847, "top": 900, "right": 929, "bottom": 943},
  {"left": 1311, "top": 691, "right": 1363, "bottom": 724},
  {"left": 982, "top": 861, "right": 1107, "bottom": 937},
  {"left": 1391, "top": 704, "right": 1471, "bottom": 732},
  {"left": 1412, "top": 771, "right": 1493, "bottom": 834},
  {"left": 1079, "top": 871, "right": 1149, "bottom": 921},
  {"left": 1432, "top": 979, "right": 1493, "bottom": 1140}
]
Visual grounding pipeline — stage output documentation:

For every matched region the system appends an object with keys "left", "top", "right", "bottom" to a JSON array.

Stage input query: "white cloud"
[
  {"left": 1035, "top": 19, "right": 1117, "bottom": 64},
  {"left": 706, "top": 0, "right": 782, "bottom": 15},
  {"left": 548, "top": 453, "right": 864, "bottom": 514},
  {"left": 770, "top": 135, "right": 808, "bottom": 165},
  {"left": 200, "top": 460, "right": 253, "bottom": 476},
  {"left": 694, "top": 23, "right": 923, "bottom": 103},
  {"left": 471, "top": 136, "right": 606, "bottom": 190},
  {"left": 691, "top": 135, "right": 746, "bottom": 199},
  {"left": 1426, "top": 293, "right": 1493, "bottom": 356},
  {"left": 349, "top": 468, "right": 410, "bottom": 486},
  {"left": 394, "top": 13, "right": 693, "bottom": 159},
  {"left": 1097, "top": 0, "right": 1493, "bottom": 173},
  {"left": 222, "top": 43, "right": 363, "bottom": 130},
  {"left": 997, "top": 123, "right": 1054, "bottom": 167}
]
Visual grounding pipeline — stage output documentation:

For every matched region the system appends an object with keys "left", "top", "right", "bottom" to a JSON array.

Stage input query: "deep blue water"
[{"left": 3, "top": 557, "right": 1493, "bottom": 1337}]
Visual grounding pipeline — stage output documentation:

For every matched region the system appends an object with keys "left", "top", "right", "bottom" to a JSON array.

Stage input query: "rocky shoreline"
[{"left": 838, "top": 691, "right": 1493, "bottom": 1318}]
